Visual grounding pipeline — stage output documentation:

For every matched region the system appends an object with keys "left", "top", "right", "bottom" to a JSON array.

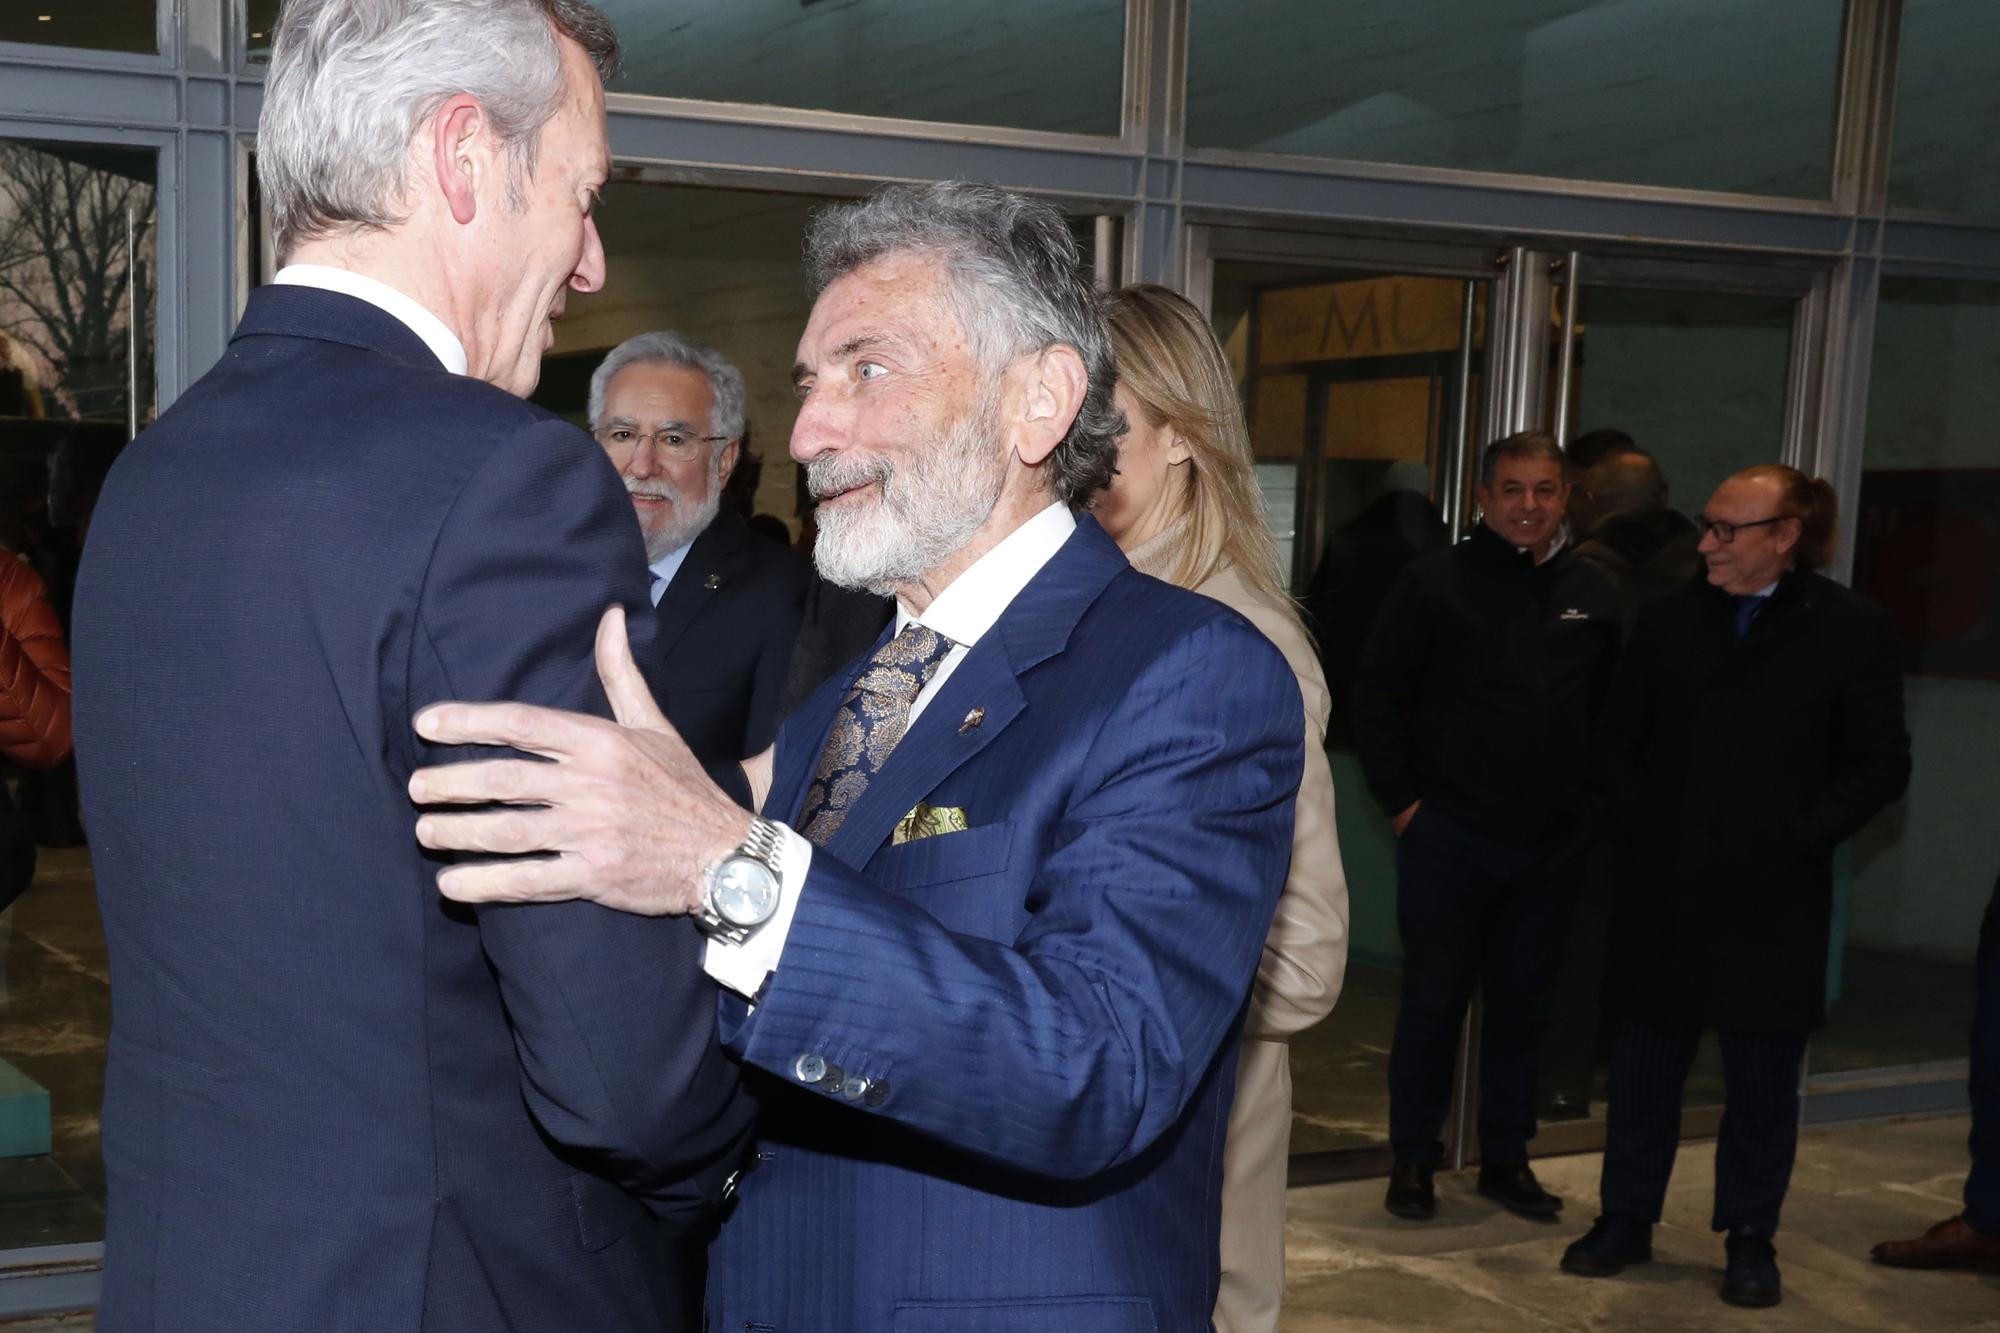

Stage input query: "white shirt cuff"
[{"left": 701, "top": 823, "right": 813, "bottom": 1000}]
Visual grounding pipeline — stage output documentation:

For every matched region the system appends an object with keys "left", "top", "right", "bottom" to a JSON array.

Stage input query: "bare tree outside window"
[{"left": 0, "top": 141, "right": 156, "bottom": 426}]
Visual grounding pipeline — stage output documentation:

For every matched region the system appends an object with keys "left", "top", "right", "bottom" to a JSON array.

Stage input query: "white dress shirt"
[
  {"left": 703, "top": 502, "right": 1078, "bottom": 999},
  {"left": 272, "top": 265, "right": 469, "bottom": 376}
]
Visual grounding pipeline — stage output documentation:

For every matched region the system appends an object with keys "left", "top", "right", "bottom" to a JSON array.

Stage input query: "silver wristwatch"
[{"left": 696, "top": 817, "right": 785, "bottom": 945}]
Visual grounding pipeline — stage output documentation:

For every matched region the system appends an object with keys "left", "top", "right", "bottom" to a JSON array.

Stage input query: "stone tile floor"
[{"left": 1282, "top": 1113, "right": 1998, "bottom": 1330}]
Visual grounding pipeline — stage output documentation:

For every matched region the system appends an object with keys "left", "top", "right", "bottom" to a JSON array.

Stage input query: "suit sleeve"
[
  {"left": 1794, "top": 602, "right": 1911, "bottom": 852},
  {"left": 413, "top": 419, "right": 752, "bottom": 1227},
  {"left": 723, "top": 615, "right": 1304, "bottom": 1178}
]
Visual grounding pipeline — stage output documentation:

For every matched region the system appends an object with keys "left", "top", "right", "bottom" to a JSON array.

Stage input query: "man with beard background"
[
  {"left": 406, "top": 180, "right": 1306, "bottom": 1332},
  {"left": 588, "top": 332, "right": 808, "bottom": 766}
]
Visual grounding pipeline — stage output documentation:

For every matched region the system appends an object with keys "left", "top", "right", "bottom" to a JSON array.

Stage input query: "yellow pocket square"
[{"left": 892, "top": 803, "right": 970, "bottom": 845}]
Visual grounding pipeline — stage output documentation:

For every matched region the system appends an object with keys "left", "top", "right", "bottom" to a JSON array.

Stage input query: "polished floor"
[
  {"left": 0, "top": 846, "right": 106, "bottom": 1250},
  {"left": 4, "top": 1114, "right": 1992, "bottom": 1330},
  {"left": 1281, "top": 1112, "right": 1998, "bottom": 1331},
  {"left": 1286, "top": 947, "right": 1975, "bottom": 1159}
]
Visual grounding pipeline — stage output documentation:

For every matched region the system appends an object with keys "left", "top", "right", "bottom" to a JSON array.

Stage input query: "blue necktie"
[
  {"left": 797, "top": 623, "right": 956, "bottom": 845},
  {"left": 1732, "top": 593, "right": 1768, "bottom": 640}
]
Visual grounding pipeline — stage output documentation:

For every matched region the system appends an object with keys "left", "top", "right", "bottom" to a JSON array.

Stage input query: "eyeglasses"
[
  {"left": 1698, "top": 513, "right": 1797, "bottom": 543},
  {"left": 592, "top": 426, "right": 727, "bottom": 463}
]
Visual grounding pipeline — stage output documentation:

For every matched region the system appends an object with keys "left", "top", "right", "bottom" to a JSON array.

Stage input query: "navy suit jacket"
[
  {"left": 72, "top": 286, "right": 749, "bottom": 1331},
  {"left": 707, "top": 518, "right": 1304, "bottom": 1333},
  {"left": 652, "top": 510, "right": 807, "bottom": 769}
]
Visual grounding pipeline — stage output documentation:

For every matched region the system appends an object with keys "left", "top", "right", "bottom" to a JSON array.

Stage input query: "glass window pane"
[
  {"left": 0, "top": 4, "right": 156, "bottom": 55},
  {"left": 1187, "top": 0, "right": 1844, "bottom": 198},
  {"left": 249, "top": 1, "right": 1128, "bottom": 134},
  {"left": 1823, "top": 277, "right": 1999, "bottom": 1078},
  {"left": 1, "top": 136, "right": 157, "bottom": 1250},
  {"left": 246, "top": 0, "right": 278, "bottom": 59},
  {"left": 606, "top": 0, "right": 1124, "bottom": 134},
  {"left": 1213, "top": 259, "right": 1468, "bottom": 1159},
  {"left": 1569, "top": 285, "right": 1795, "bottom": 518},
  {"left": 1889, "top": 0, "right": 2000, "bottom": 217}
]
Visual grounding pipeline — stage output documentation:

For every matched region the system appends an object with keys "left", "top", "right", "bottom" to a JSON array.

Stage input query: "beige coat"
[{"left": 1128, "top": 532, "right": 1350, "bottom": 1333}]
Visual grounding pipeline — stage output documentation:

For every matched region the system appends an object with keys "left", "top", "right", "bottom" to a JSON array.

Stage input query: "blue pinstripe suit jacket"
[{"left": 708, "top": 517, "right": 1304, "bottom": 1333}]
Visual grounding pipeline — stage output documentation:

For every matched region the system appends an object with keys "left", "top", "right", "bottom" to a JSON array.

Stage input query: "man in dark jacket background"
[
  {"left": 1539, "top": 439, "right": 1704, "bottom": 1119},
  {"left": 1568, "top": 448, "right": 1702, "bottom": 632},
  {"left": 1353, "top": 430, "right": 1618, "bottom": 1223},
  {"left": 1562, "top": 464, "right": 1910, "bottom": 1310}
]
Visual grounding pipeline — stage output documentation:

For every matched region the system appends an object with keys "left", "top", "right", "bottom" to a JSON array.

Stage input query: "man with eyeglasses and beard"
[
  {"left": 589, "top": 332, "right": 808, "bottom": 768},
  {"left": 1562, "top": 464, "right": 1909, "bottom": 1310},
  {"left": 405, "top": 179, "right": 1305, "bottom": 1332}
]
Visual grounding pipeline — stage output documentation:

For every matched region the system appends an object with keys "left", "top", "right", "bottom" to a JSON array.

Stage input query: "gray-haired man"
[
  {"left": 70, "top": 2, "right": 747, "bottom": 1327},
  {"left": 589, "top": 332, "right": 808, "bottom": 765},
  {"left": 408, "top": 180, "right": 1305, "bottom": 1331}
]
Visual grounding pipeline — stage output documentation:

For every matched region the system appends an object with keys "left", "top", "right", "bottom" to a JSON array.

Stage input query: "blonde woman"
[{"left": 1101, "top": 283, "right": 1350, "bottom": 1333}]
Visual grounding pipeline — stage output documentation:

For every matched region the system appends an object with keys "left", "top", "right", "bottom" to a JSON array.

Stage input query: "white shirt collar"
[
  {"left": 895, "top": 502, "right": 1077, "bottom": 649},
  {"left": 273, "top": 264, "right": 469, "bottom": 376}
]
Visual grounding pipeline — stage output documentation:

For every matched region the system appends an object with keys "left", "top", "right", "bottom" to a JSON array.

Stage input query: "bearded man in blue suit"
[
  {"left": 71, "top": 3, "right": 747, "bottom": 1327},
  {"left": 413, "top": 181, "right": 1305, "bottom": 1333}
]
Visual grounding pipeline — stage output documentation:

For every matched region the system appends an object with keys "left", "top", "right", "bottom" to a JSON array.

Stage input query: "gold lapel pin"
[
  {"left": 703, "top": 573, "right": 722, "bottom": 589},
  {"left": 959, "top": 707, "right": 984, "bottom": 733}
]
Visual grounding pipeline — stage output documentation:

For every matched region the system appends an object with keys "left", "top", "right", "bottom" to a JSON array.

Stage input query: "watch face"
[{"left": 712, "top": 857, "right": 779, "bottom": 927}]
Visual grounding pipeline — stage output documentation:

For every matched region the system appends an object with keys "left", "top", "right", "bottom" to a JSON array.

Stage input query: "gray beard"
[
  {"left": 631, "top": 451, "right": 724, "bottom": 563},
  {"left": 809, "top": 392, "right": 1005, "bottom": 596}
]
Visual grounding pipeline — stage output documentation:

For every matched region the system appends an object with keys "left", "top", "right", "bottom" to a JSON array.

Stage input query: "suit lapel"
[
  {"left": 652, "top": 515, "right": 740, "bottom": 659},
  {"left": 800, "top": 517, "right": 1129, "bottom": 864}
]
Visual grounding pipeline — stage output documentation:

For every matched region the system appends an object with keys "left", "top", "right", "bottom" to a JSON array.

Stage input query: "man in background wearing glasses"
[
  {"left": 1563, "top": 464, "right": 1910, "bottom": 1309},
  {"left": 590, "top": 331, "right": 808, "bottom": 767}
]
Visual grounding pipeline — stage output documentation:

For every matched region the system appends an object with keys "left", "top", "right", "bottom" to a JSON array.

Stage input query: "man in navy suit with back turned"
[
  {"left": 409, "top": 181, "right": 1305, "bottom": 1333},
  {"left": 587, "top": 331, "right": 809, "bottom": 768},
  {"left": 69, "top": 2, "right": 747, "bottom": 1328}
]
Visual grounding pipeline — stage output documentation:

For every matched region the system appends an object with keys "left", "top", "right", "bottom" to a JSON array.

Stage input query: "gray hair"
[
  {"left": 804, "top": 181, "right": 1121, "bottom": 508},
  {"left": 1479, "top": 430, "right": 1566, "bottom": 487},
  {"left": 257, "top": 0, "right": 620, "bottom": 258},
  {"left": 587, "top": 330, "right": 747, "bottom": 441}
]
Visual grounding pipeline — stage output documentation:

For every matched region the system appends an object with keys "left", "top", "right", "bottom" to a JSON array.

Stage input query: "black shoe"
[
  {"left": 1384, "top": 1161, "right": 1436, "bottom": 1220},
  {"left": 1721, "top": 1231, "right": 1781, "bottom": 1308},
  {"left": 1477, "top": 1160, "right": 1565, "bottom": 1220},
  {"left": 1561, "top": 1215, "right": 1654, "bottom": 1277}
]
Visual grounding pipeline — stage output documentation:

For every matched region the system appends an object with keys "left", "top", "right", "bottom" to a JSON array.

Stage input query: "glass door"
[
  {"left": 1, "top": 133, "right": 159, "bottom": 1254},
  {"left": 1197, "top": 228, "right": 1821, "bottom": 1179},
  {"left": 1530, "top": 255, "right": 1813, "bottom": 1155},
  {"left": 1200, "top": 234, "right": 1500, "bottom": 1177}
]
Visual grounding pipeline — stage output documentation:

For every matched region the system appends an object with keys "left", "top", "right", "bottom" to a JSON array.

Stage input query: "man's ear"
[
  {"left": 433, "top": 94, "right": 487, "bottom": 226},
  {"left": 1012, "top": 344, "right": 1089, "bottom": 468},
  {"left": 716, "top": 439, "right": 742, "bottom": 490}
]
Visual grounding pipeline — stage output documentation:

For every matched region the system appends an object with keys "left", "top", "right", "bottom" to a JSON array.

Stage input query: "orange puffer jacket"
[{"left": 0, "top": 549, "right": 72, "bottom": 769}]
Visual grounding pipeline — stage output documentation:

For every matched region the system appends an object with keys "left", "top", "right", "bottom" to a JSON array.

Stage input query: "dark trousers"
[
  {"left": 1965, "top": 878, "right": 2000, "bottom": 1233},
  {"left": 1599, "top": 1021, "right": 1808, "bottom": 1237},
  {"left": 1387, "top": 805, "right": 1582, "bottom": 1167}
]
